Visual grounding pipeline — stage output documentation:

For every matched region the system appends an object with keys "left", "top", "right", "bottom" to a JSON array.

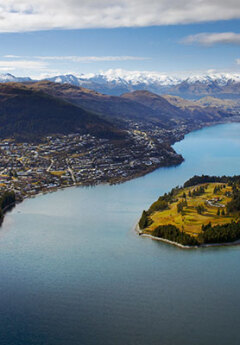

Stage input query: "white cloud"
[
  {"left": 3, "top": 54, "right": 22, "bottom": 58},
  {"left": 181, "top": 32, "right": 240, "bottom": 46},
  {"left": 36, "top": 56, "right": 149, "bottom": 62},
  {"left": 0, "top": 1, "right": 239, "bottom": 32},
  {"left": 0, "top": 60, "right": 47, "bottom": 70},
  {"left": 0, "top": 67, "right": 14, "bottom": 71},
  {"left": 236, "top": 59, "right": 240, "bottom": 64},
  {"left": 2, "top": 54, "right": 148, "bottom": 64},
  {"left": 0, "top": 55, "right": 149, "bottom": 76}
]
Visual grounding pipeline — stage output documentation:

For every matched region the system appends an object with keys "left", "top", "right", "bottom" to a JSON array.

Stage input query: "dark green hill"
[
  {"left": 25, "top": 81, "right": 169, "bottom": 126},
  {"left": 122, "top": 90, "right": 231, "bottom": 123},
  {"left": 25, "top": 82, "right": 231, "bottom": 127},
  {"left": 121, "top": 90, "right": 188, "bottom": 123},
  {"left": 0, "top": 84, "right": 125, "bottom": 141}
]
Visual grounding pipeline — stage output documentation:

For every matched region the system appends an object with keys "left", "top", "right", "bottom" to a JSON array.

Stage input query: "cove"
[{"left": 1, "top": 123, "right": 240, "bottom": 345}]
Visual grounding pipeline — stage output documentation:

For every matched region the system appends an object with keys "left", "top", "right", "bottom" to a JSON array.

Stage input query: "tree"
[
  {"left": 139, "top": 210, "right": 153, "bottom": 229},
  {"left": 177, "top": 202, "right": 183, "bottom": 213},
  {"left": 196, "top": 204, "right": 205, "bottom": 215}
]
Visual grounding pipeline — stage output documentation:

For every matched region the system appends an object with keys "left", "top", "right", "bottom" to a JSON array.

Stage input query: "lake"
[{"left": 1, "top": 123, "right": 240, "bottom": 345}]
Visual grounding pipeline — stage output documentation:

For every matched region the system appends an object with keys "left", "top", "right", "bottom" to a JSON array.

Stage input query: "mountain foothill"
[{"left": 0, "top": 77, "right": 237, "bottom": 143}]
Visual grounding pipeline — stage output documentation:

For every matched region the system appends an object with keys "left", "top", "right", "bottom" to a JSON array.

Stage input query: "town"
[{"left": 0, "top": 127, "right": 184, "bottom": 202}]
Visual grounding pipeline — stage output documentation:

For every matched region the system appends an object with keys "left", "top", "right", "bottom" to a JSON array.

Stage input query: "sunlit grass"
[
  {"left": 50, "top": 170, "right": 66, "bottom": 176},
  {"left": 147, "top": 183, "right": 236, "bottom": 236}
]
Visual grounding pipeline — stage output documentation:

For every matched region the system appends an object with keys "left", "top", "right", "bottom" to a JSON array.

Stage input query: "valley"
[{"left": 0, "top": 80, "right": 239, "bottom": 206}]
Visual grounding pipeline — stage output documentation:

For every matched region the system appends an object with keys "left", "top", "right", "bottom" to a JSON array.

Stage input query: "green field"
[{"left": 145, "top": 183, "right": 238, "bottom": 237}]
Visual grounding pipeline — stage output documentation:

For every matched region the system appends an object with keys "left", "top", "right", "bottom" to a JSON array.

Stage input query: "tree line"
[
  {"left": 152, "top": 225, "right": 199, "bottom": 246},
  {"left": 184, "top": 175, "right": 240, "bottom": 188},
  {"left": 0, "top": 191, "right": 16, "bottom": 224},
  {"left": 151, "top": 221, "right": 240, "bottom": 246}
]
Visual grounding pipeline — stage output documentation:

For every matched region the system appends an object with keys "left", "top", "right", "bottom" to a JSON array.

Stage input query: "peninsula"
[
  {"left": 0, "top": 82, "right": 239, "bottom": 226},
  {"left": 138, "top": 175, "right": 240, "bottom": 248}
]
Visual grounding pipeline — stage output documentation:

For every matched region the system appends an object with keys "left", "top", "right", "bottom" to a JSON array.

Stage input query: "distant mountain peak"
[
  {"left": 0, "top": 70, "right": 240, "bottom": 97},
  {"left": 43, "top": 70, "right": 240, "bottom": 96},
  {"left": 0, "top": 73, "right": 32, "bottom": 83}
]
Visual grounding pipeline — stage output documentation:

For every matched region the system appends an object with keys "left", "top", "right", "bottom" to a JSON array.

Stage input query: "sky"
[{"left": 0, "top": 0, "right": 239, "bottom": 78}]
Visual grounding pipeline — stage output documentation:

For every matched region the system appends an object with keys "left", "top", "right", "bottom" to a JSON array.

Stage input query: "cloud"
[
  {"left": 181, "top": 32, "right": 240, "bottom": 46},
  {"left": 236, "top": 59, "right": 240, "bottom": 64},
  {"left": 36, "top": 56, "right": 149, "bottom": 62},
  {"left": 2, "top": 55, "right": 148, "bottom": 64},
  {"left": 0, "top": 60, "right": 47, "bottom": 70},
  {"left": 0, "top": 55, "right": 149, "bottom": 75},
  {"left": 3, "top": 54, "right": 22, "bottom": 58},
  {"left": 0, "top": 1, "right": 240, "bottom": 32}
]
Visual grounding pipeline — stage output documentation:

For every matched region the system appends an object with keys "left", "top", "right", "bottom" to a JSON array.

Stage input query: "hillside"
[
  {"left": 164, "top": 94, "right": 240, "bottom": 116},
  {"left": 163, "top": 94, "right": 233, "bottom": 122},
  {"left": 121, "top": 90, "right": 188, "bottom": 124},
  {"left": 168, "top": 80, "right": 240, "bottom": 99},
  {"left": 23, "top": 81, "right": 168, "bottom": 126},
  {"left": 139, "top": 175, "right": 240, "bottom": 247},
  {"left": 145, "top": 183, "right": 233, "bottom": 236},
  {"left": 162, "top": 95, "right": 198, "bottom": 109},
  {"left": 23, "top": 82, "right": 232, "bottom": 128},
  {"left": 122, "top": 90, "right": 231, "bottom": 123},
  {"left": 0, "top": 81, "right": 235, "bottom": 144},
  {"left": 0, "top": 83, "right": 125, "bottom": 141},
  {"left": 195, "top": 96, "right": 240, "bottom": 111}
]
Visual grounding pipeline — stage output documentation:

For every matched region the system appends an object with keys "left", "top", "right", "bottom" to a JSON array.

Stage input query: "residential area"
[{"left": 0, "top": 129, "right": 183, "bottom": 201}]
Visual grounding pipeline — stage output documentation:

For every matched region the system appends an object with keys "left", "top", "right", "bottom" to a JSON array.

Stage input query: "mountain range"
[
  {"left": 0, "top": 80, "right": 234, "bottom": 142},
  {"left": 24, "top": 81, "right": 231, "bottom": 126},
  {"left": 1, "top": 70, "right": 240, "bottom": 98},
  {"left": 44, "top": 70, "right": 240, "bottom": 98},
  {"left": 0, "top": 83, "right": 126, "bottom": 141}
]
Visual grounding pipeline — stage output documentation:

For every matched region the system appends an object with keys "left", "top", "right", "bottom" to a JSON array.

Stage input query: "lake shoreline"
[
  {"left": 135, "top": 223, "right": 240, "bottom": 249},
  {"left": 2, "top": 120, "right": 240, "bottom": 230},
  {"left": 17, "top": 119, "right": 240, "bottom": 200}
]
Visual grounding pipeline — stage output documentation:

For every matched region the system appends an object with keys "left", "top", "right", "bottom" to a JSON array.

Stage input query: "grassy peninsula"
[{"left": 138, "top": 175, "right": 240, "bottom": 247}]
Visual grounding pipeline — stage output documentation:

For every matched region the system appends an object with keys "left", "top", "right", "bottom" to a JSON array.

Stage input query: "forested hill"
[
  {"left": 23, "top": 81, "right": 174, "bottom": 127},
  {"left": 19, "top": 81, "right": 231, "bottom": 127},
  {"left": 0, "top": 83, "right": 126, "bottom": 142}
]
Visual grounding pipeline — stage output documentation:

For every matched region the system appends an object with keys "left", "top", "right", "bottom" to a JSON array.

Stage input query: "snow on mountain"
[
  {"left": 0, "top": 70, "right": 240, "bottom": 88},
  {"left": 80, "top": 69, "right": 182, "bottom": 86},
  {"left": 45, "top": 69, "right": 240, "bottom": 91},
  {"left": 47, "top": 74, "right": 81, "bottom": 86},
  {"left": 0, "top": 70, "right": 240, "bottom": 96},
  {"left": 185, "top": 73, "right": 240, "bottom": 86},
  {"left": 0, "top": 73, "right": 32, "bottom": 83},
  {"left": 42, "top": 70, "right": 240, "bottom": 96}
]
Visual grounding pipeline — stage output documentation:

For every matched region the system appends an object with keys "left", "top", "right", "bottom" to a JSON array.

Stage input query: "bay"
[{"left": 1, "top": 123, "right": 240, "bottom": 345}]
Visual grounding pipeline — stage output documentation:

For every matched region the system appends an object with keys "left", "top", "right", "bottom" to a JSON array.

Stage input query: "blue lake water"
[{"left": 1, "top": 123, "right": 240, "bottom": 345}]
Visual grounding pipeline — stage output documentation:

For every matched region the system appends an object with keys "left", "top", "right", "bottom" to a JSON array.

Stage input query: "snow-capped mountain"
[
  {"left": 80, "top": 69, "right": 182, "bottom": 86},
  {"left": 47, "top": 74, "right": 81, "bottom": 86},
  {"left": 0, "top": 70, "right": 240, "bottom": 97},
  {"left": 185, "top": 73, "right": 240, "bottom": 86},
  {"left": 44, "top": 69, "right": 183, "bottom": 95},
  {"left": 44, "top": 70, "right": 240, "bottom": 96},
  {"left": 47, "top": 69, "right": 240, "bottom": 87},
  {"left": 0, "top": 73, "right": 32, "bottom": 83}
]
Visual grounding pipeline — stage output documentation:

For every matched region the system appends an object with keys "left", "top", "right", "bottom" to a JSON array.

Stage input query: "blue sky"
[{"left": 0, "top": 1, "right": 239, "bottom": 77}]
